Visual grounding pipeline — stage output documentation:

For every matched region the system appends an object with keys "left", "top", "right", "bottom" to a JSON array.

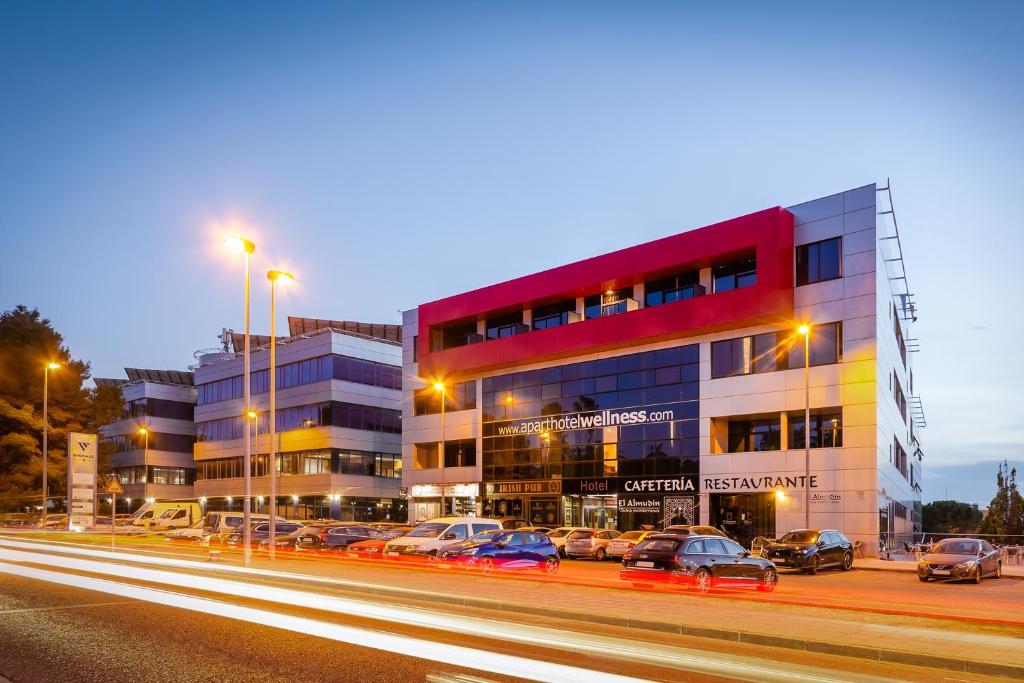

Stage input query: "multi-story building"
[
  {"left": 193, "top": 317, "right": 405, "bottom": 522},
  {"left": 95, "top": 369, "right": 197, "bottom": 508},
  {"left": 401, "top": 183, "right": 924, "bottom": 554}
]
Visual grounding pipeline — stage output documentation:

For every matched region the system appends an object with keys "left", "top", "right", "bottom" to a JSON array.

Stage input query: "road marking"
[
  {"left": 0, "top": 545, "right": 901, "bottom": 683},
  {"left": 0, "top": 561, "right": 643, "bottom": 683}
]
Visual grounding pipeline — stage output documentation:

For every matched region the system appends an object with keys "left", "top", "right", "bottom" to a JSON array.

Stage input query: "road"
[
  {"left": 9, "top": 530, "right": 1021, "bottom": 623},
  {"left": 0, "top": 538, "right": 1014, "bottom": 683}
]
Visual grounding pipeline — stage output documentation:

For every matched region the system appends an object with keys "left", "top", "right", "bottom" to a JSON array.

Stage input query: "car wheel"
[
  {"left": 479, "top": 557, "right": 495, "bottom": 575},
  {"left": 841, "top": 552, "right": 853, "bottom": 571},
  {"left": 694, "top": 568, "right": 712, "bottom": 594},
  {"left": 542, "top": 556, "right": 559, "bottom": 575},
  {"left": 972, "top": 566, "right": 982, "bottom": 584},
  {"left": 757, "top": 568, "right": 777, "bottom": 592},
  {"left": 558, "top": 546, "right": 566, "bottom": 559},
  {"left": 595, "top": 547, "right": 607, "bottom": 561},
  {"left": 994, "top": 562, "right": 1002, "bottom": 579},
  {"left": 918, "top": 574, "right": 930, "bottom": 582},
  {"left": 806, "top": 555, "right": 821, "bottom": 575}
]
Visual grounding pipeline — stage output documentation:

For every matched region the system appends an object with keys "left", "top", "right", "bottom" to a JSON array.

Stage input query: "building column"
[
  {"left": 699, "top": 267, "right": 712, "bottom": 293},
  {"left": 329, "top": 496, "right": 341, "bottom": 520}
]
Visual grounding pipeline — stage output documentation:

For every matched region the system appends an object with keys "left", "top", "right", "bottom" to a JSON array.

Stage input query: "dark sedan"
[
  {"left": 621, "top": 534, "right": 777, "bottom": 592},
  {"left": 760, "top": 529, "right": 854, "bottom": 574},
  {"left": 437, "top": 530, "right": 559, "bottom": 574},
  {"left": 226, "top": 521, "right": 302, "bottom": 546},
  {"left": 918, "top": 538, "right": 1002, "bottom": 583}
]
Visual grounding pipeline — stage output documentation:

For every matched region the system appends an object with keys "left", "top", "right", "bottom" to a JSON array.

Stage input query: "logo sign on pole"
[
  {"left": 66, "top": 432, "right": 98, "bottom": 529},
  {"left": 104, "top": 476, "right": 125, "bottom": 495}
]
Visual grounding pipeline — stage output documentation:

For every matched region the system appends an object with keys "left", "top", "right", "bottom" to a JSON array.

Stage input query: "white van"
[
  {"left": 384, "top": 517, "right": 502, "bottom": 556},
  {"left": 203, "top": 511, "right": 290, "bottom": 544},
  {"left": 128, "top": 502, "right": 201, "bottom": 530}
]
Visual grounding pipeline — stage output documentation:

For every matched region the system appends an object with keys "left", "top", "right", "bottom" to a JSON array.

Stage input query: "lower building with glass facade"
[
  {"left": 192, "top": 318, "right": 406, "bottom": 522},
  {"left": 95, "top": 369, "right": 197, "bottom": 511},
  {"left": 402, "top": 184, "right": 924, "bottom": 555}
]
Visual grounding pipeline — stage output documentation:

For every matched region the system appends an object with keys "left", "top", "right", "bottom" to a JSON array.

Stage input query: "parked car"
[
  {"left": 621, "top": 534, "right": 778, "bottom": 592},
  {"left": 494, "top": 517, "right": 530, "bottom": 529},
  {"left": 203, "top": 512, "right": 290, "bottom": 544},
  {"left": 606, "top": 530, "right": 662, "bottom": 560},
  {"left": 760, "top": 529, "right": 854, "bottom": 574},
  {"left": 0, "top": 513, "right": 33, "bottom": 527},
  {"left": 344, "top": 526, "right": 414, "bottom": 558},
  {"left": 162, "top": 516, "right": 210, "bottom": 542},
  {"left": 384, "top": 517, "right": 503, "bottom": 556},
  {"left": 226, "top": 521, "right": 303, "bottom": 546},
  {"left": 320, "top": 525, "right": 386, "bottom": 551},
  {"left": 519, "top": 526, "right": 551, "bottom": 534},
  {"left": 292, "top": 523, "right": 350, "bottom": 551},
  {"left": 917, "top": 538, "right": 1002, "bottom": 583},
  {"left": 546, "top": 527, "right": 591, "bottom": 558},
  {"left": 437, "top": 529, "right": 559, "bottom": 574},
  {"left": 126, "top": 502, "right": 200, "bottom": 530},
  {"left": 663, "top": 525, "right": 729, "bottom": 538},
  {"left": 565, "top": 528, "right": 622, "bottom": 560}
]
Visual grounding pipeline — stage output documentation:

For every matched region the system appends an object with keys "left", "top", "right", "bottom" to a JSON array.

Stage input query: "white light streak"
[
  {"left": 0, "top": 560, "right": 640, "bottom": 683},
  {"left": 0, "top": 541, "right": 900, "bottom": 683}
]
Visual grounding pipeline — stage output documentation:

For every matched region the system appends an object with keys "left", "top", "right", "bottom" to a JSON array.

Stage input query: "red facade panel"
[{"left": 418, "top": 206, "right": 794, "bottom": 379}]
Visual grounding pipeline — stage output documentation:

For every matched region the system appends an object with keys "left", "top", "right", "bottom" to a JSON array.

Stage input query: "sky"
[{"left": 1, "top": 2, "right": 1021, "bottom": 504}]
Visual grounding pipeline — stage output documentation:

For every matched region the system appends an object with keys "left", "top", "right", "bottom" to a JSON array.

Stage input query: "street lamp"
[
  {"left": 434, "top": 381, "right": 446, "bottom": 516},
  {"left": 137, "top": 426, "right": 149, "bottom": 516},
  {"left": 226, "top": 234, "right": 255, "bottom": 566},
  {"left": 246, "top": 411, "right": 260, "bottom": 514},
  {"left": 42, "top": 361, "right": 60, "bottom": 520},
  {"left": 797, "top": 323, "right": 811, "bottom": 528},
  {"left": 267, "top": 269, "right": 294, "bottom": 560}
]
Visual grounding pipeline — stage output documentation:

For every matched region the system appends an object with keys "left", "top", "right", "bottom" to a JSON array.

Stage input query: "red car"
[{"left": 343, "top": 526, "right": 413, "bottom": 558}]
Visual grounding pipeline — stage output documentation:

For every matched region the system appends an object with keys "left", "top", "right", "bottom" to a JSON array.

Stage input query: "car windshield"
[
  {"left": 547, "top": 528, "right": 572, "bottom": 538},
  {"left": 779, "top": 531, "right": 819, "bottom": 544},
  {"left": 636, "top": 538, "right": 680, "bottom": 553},
  {"left": 570, "top": 530, "right": 594, "bottom": 539},
  {"left": 618, "top": 531, "right": 644, "bottom": 540},
  {"left": 931, "top": 539, "right": 980, "bottom": 555},
  {"left": 407, "top": 522, "right": 449, "bottom": 538},
  {"left": 470, "top": 530, "right": 505, "bottom": 541}
]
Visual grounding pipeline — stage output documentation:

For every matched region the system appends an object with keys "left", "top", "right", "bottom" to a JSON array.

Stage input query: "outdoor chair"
[{"left": 853, "top": 540, "right": 863, "bottom": 558}]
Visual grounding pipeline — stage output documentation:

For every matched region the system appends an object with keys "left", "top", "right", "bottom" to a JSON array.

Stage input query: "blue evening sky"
[{"left": 1, "top": 2, "right": 1021, "bottom": 502}]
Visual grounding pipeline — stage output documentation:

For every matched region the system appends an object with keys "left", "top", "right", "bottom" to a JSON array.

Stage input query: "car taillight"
[
  {"left": 628, "top": 542, "right": 636, "bottom": 548},
  {"left": 319, "top": 533, "right": 328, "bottom": 542}
]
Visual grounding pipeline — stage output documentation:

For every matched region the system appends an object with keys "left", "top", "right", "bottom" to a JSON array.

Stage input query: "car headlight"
[{"left": 956, "top": 560, "right": 977, "bottom": 570}]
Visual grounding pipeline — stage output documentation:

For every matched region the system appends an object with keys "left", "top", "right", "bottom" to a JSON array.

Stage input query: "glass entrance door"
[{"left": 582, "top": 496, "right": 617, "bottom": 529}]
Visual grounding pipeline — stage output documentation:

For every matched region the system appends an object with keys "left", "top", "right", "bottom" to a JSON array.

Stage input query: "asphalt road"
[
  {"left": 0, "top": 552, "right": 1010, "bottom": 683},
  {"left": 14, "top": 531, "right": 1020, "bottom": 623}
]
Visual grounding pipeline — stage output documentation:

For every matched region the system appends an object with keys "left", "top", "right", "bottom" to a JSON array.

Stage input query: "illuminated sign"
[
  {"left": 66, "top": 432, "right": 98, "bottom": 529},
  {"left": 408, "top": 483, "right": 479, "bottom": 498},
  {"left": 485, "top": 480, "right": 562, "bottom": 496},
  {"left": 702, "top": 475, "right": 819, "bottom": 492},
  {"left": 484, "top": 401, "right": 694, "bottom": 437}
]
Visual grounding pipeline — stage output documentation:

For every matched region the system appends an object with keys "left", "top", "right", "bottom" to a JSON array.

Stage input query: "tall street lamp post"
[
  {"left": 138, "top": 426, "right": 148, "bottom": 516},
  {"left": 227, "top": 235, "right": 255, "bottom": 566},
  {"left": 434, "top": 382, "right": 446, "bottom": 516},
  {"left": 266, "top": 270, "right": 294, "bottom": 561},
  {"left": 797, "top": 324, "right": 812, "bottom": 528},
  {"left": 42, "top": 361, "right": 60, "bottom": 519}
]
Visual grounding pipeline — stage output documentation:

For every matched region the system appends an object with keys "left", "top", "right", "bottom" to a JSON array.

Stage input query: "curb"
[{"left": 345, "top": 582, "right": 1024, "bottom": 679}]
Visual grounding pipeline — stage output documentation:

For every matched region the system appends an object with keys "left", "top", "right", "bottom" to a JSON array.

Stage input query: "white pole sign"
[{"left": 67, "top": 432, "right": 98, "bottom": 529}]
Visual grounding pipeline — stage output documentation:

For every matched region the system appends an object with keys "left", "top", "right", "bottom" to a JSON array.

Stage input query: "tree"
[
  {"left": 922, "top": 500, "right": 982, "bottom": 534},
  {"left": 0, "top": 305, "right": 110, "bottom": 512},
  {"left": 977, "top": 461, "right": 1024, "bottom": 542}
]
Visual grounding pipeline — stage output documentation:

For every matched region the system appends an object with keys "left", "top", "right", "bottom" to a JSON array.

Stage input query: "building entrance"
[{"left": 710, "top": 492, "right": 776, "bottom": 548}]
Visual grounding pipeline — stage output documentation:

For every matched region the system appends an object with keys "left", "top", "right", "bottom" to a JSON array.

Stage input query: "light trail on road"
[
  {"left": 0, "top": 540, "right": 904, "bottom": 683},
  {"left": 0, "top": 560, "right": 643, "bottom": 683}
]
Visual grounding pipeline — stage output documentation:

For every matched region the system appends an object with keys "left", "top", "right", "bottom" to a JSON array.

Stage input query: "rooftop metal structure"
[{"left": 93, "top": 368, "right": 194, "bottom": 388}]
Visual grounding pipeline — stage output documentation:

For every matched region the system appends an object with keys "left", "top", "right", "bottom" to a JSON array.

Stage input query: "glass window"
[
  {"left": 711, "top": 338, "right": 750, "bottom": 378},
  {"left": 728, "top": 418, "right": 781, "bottom": 452},
  {"left": 413, "top": 443, "right": 439, "bottom": 469},
  {"left": 790, "top": 410, "right": 843, "bottom": 449},
  {"left": 703, "top": 538, "right": 727, "bottom": 554},
  {"left": 444, "top": 439, "right": 477, "bottom": 468},
  {"left": 796, "top": 237, "right": 842, "bottom": 286},
  {"left": 645, "top": 271, "right": 703, "bottom": 307},
  {"left": 788, "top": 322, "right": 843, "bottom": 367},
  {"left": 713, "top": 257, "right": 756, "bottom": 293},
  {"left": 584, "top": 288, "right": 632, "bottom": 319},
  {"left": 532, "top": 300, "right": 578, "bottom": 330}
]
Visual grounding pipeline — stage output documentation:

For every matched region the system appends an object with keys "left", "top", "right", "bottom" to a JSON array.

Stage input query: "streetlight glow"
[
  {"left": 46, "top": 362, "right": 61, "bottom": 370},
  {"left": 433, "top": 382, "right": 445, "bottom": 391},
  {"left": 267, "top": 270, "right": 295, "bottom": 284},
  {"left": 797, "top": 324, "right": 810, "bottom": 336},
  {"left": 225, "top": 235, "right": 255, "bottom": 254}
]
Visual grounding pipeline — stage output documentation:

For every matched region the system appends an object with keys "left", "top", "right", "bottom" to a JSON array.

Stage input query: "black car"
[
  {"left": 320, "top": 524, "right": 385, "bottom": 551},
  {"left": 760, "top": 529, "right": 854, "bottom": 574},
  {"left": 621, "top": 534, "right": 777, "bottom": 592},
  {"left": 226, "top": 521, "right": 303, "bottom": 546}
]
